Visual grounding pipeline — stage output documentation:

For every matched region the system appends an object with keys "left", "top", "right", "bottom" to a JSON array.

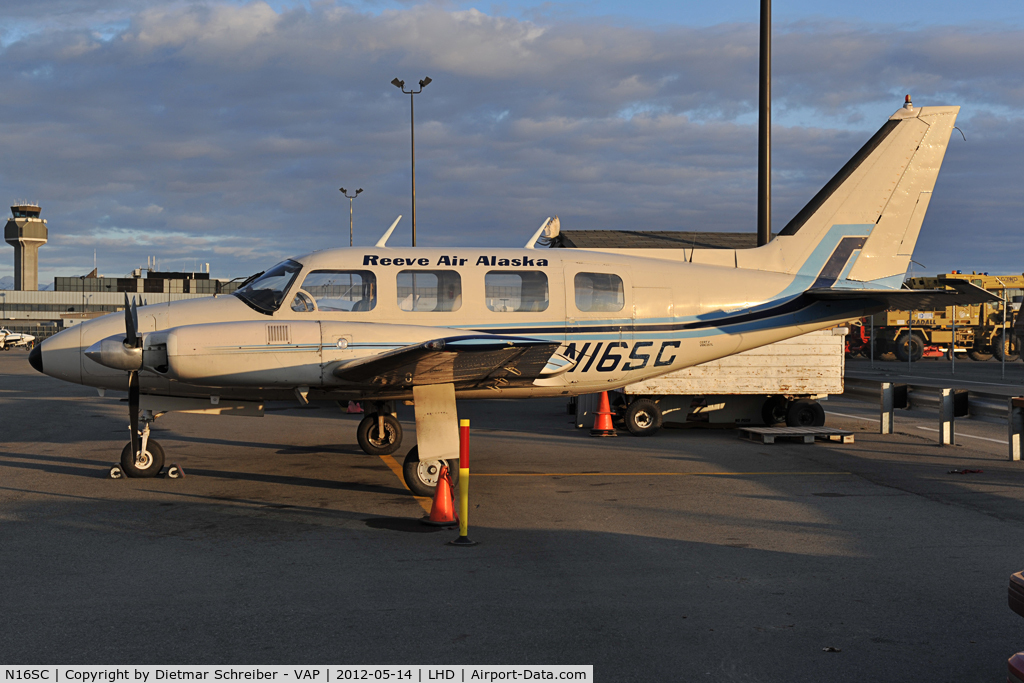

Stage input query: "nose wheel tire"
[
  {"left": 356, "top": 413, "right": 403, "bottom": 456},
  {"left": 119, "top": 439, "right": 165, "bottom": 478},
  {"left": 402, "top": 446, "right": 460, "bottom": 498}
]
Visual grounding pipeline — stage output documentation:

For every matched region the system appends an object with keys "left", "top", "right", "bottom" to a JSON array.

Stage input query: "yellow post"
[{"left": 450, "top": 418, "right": 478, "bottom": 545}]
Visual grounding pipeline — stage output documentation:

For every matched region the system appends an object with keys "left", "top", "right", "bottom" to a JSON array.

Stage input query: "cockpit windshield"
[{"left": 232, "top": 260, "right": 303, "bottom": 314}]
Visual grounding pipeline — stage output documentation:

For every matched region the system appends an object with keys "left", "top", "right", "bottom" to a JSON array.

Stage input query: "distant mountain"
[{"left": 0, "top": 277, "right": 54, "bottom": 290}]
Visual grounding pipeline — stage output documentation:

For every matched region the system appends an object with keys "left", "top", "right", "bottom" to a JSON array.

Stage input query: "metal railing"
[{"left": 842, "top": 377, "right": 1024, "bottom": 461}]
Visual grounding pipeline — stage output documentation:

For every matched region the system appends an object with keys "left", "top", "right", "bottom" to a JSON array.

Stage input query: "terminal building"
[{"left": 1, "top": 204, "right": 241, "bottom": 341}]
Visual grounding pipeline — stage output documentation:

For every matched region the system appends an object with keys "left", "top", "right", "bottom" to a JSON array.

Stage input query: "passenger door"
[{"left": 562, "top": 263, "right": 632, "bottom": 385}]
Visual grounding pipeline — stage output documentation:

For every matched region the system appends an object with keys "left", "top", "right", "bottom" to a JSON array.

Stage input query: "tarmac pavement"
[{"left": 3, "top": 348, "right": 1024, "bottom": 681}]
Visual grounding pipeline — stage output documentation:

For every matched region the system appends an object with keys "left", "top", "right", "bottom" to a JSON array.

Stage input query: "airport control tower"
[{"left": 4, "top": 204, "right": 47, "bottom": 290}]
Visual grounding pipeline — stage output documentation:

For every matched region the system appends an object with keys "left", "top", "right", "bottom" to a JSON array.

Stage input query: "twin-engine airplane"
[{"left": 30, "top": 100, "right": 996, "bottom": 494}]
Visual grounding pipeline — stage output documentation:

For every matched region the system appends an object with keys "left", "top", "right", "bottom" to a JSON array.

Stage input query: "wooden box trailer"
[{"left": 573, "top": 328, "right": 847, "bottom": 435}]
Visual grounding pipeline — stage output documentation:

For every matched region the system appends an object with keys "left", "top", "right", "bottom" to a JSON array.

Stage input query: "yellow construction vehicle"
[{"left": 852, "top": 272, "right": 1023, "bottom": 362}]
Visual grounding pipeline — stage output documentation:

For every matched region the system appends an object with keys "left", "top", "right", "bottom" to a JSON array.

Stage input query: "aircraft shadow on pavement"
[
  {"left": 363, "top": 517, "right": 445, "bottom": 533},
  {"left": 165, "top": 433, "right": 365, "bottom": 456},
  {"left": 0, "top": 451, "right": 112, "bottom": 478},
  {"left": 181, "top": 467, "right": 408, "bottom": 496}
]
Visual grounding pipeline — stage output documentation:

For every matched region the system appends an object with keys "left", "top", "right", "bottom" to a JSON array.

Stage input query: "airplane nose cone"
[{"left": 28, "top": 344, "right": 43, "bottom": 374}]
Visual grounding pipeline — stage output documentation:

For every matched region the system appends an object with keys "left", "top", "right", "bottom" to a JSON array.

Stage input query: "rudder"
[{"left": 775, "top": 102, "right": 959, "bottom": 286}]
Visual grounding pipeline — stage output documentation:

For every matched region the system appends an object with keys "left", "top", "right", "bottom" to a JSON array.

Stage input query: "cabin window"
[
  {"left": 397, "top": 270, "right": 462, "bottom": 312},
  {"left": 485, "top": 271, "right": 549, "bottom": 312},
  {"left": 295, "top": 270, "right": 377, "bottom": 312},
  {"left": 574, "top": 272, "right": 624, "bottom": 313}
]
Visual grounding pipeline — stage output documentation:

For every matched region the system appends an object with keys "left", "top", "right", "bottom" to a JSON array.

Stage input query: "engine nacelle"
[{"left": 162, "top": 321, "right": 324, "bottom": 387}]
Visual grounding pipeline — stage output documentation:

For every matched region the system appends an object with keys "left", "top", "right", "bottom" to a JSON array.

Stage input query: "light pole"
[
  {"left": 339, "top": 187, "right": 363, "bottom": 247},
  {"left": 996, "top": 277, "right": 1009, "bottom": 380},
  {"left": 391, "top": 76, "right": 432, "bottom": 247},
  {"left": 757, "top": 0, "right": 771, "bottom": 247}
]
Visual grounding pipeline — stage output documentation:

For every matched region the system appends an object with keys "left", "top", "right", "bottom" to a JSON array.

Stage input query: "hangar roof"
[{"left": 551, "top": 230, "right": 760, "bottom": 250}]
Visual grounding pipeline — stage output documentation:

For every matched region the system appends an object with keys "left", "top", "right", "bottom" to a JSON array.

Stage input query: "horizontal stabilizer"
[
  {"left": 333, "top": 335, "right": 564, "bottom": 389},
  {"left": 806, "top": 280, "right": 999, "bottom": 311}
]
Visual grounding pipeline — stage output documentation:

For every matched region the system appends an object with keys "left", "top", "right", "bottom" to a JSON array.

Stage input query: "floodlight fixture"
[
  {"left": 390, "top": 76, "right": 434, "bottom": 246},
  {"left": 340, "top": 187, "right": 364, "bottom": 247}
]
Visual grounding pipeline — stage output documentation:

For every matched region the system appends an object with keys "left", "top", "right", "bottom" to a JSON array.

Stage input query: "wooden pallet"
[{"left": 738, "top": 426, "right": 855, "bottom": 445}]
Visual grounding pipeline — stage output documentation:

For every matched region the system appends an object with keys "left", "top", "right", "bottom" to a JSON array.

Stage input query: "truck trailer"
[{"left": 591, "top": 328, "right": 847, "bottom": 436}]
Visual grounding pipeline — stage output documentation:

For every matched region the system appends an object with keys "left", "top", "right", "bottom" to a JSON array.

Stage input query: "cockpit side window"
[
  {"left": 297, "top": 271, "right": 377, "bottom": 312},
  {"left": 232, "top": 260, "right": 303, "bottom": 315},
  {"left": 397, "top": 270, "right": 462, "bottom": 312}
]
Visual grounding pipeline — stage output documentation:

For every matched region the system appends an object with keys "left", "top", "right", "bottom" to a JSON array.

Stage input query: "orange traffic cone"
[
  {"left": 422, "top": 463, "right": 458, "bottom": 526},
  {"left": 590, "top": 391, "right": 617, "bottom": 437}
]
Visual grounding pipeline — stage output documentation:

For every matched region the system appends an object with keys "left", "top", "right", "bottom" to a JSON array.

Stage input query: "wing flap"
[{"left": 333, "top": 335, "right": 563, "bottom": 389}]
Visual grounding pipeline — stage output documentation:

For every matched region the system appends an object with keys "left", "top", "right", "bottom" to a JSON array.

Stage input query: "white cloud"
[{"left": 0, "top": 1, "right": 1021, "bottom": 281}]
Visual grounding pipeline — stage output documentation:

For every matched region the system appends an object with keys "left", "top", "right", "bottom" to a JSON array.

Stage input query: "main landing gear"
[
  {"left": 356, "top": 403, "right": 404, "bottom": 456},
  {"left": 351, "top": 400, "right": 452, "bottom": 496},
  {"left": 402, "top": 446, "right": 460, "bottom": 497}
]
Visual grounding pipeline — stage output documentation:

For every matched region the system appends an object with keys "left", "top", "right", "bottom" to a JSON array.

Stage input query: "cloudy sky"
[{"left": 1, "top": 0, "right": 1022, "bottom": 284}]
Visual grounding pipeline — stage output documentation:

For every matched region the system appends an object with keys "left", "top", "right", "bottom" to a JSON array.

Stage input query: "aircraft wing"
[
  {"left": 332, "top": 334, "right": 566, "bottom": 389},
  {"left": 806, "top": 279, "right": 1001, "bottom": 311}
]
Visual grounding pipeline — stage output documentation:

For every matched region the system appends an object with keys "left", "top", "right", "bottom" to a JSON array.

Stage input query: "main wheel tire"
[
  {"left": 967, "top": 346, "right": 993, "bottom": 362},
  {"left": 624, "top": 399, "right": 662, "bottom": 436},
  {"left": 356, "top": 413, "right": 403, "bottom": 456},
  {"left": 992, "top": 332, "right": 1020, "bottom": 362},
  {"left": 761, "top": 396, "right": 788, "bottom": 426},
  {"left": 402, "top": 446, "right": 460, "bottom": 497},
  {"left": 872, "top": 338, "right": 895, "bottom": 361},
  {"left": 894, "top": 332, "right": 924, "bottom": 362},
  {"left": 785, "top": 399, "right": 826, "bottom": 427},
  {"left": 119, "top": 439, "right": 165, "bottom": 478}
]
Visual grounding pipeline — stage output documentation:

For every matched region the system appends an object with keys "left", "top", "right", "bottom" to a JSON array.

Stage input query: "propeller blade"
[
  {"left": 131, "top": 298, "right": 140, "bottom": 343},
  {"left": 123, "top": 294, "right": 138, "bottom": 348},
  {"left": 128, "top": 369, "right": 140, "bottom": 458}
]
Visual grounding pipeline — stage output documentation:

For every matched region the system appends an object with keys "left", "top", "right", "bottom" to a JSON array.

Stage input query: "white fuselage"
[{"left": 37, "top": 245, "right": 866, "bottom": 403}]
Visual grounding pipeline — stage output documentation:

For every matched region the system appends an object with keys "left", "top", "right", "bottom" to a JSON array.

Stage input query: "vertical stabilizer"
[{"left": 775, "top": 104, "right": 959, "bottom": 285}]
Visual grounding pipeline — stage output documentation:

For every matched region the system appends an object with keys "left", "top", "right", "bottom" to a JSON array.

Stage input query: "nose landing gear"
[{"left": 117, "top": 411, "right": 166, "bottom": 478}]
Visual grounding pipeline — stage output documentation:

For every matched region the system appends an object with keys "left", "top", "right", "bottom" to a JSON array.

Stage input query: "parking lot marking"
[
  {"left": 473, "top": 471, "right": 851, "bottom": 477},
  {"left": 827, "top": 411, "right": 877, "bottom": 422},
  {"left": 914, "top": 426, "right": 1007, "bottom": 445},
  {"left": 379, "top": 454, "right": 433, "bottom": 512}
]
